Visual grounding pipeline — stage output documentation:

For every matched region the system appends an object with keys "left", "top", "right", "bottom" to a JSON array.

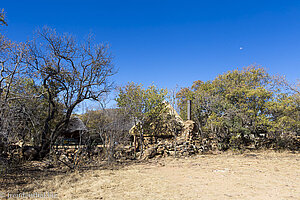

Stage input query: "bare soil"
[{"left": 1, "top": 151, "right": 300, "bottom": 200}]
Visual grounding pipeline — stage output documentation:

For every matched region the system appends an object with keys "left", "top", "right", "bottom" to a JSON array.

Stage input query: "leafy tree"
[
  {"left": 177, "top": 66, "right": 283, "bottom": 147},
  {"left": 116, "top": 82, "right": 168, "bottom": 154},
  {"left": 116, "top": 82, "right": 168, "bottom": 135},
  {"left": 267, "top": 91, "right": 300, "bottom": 135}
]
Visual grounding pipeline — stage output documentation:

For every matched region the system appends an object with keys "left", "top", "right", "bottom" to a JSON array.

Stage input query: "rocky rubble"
[
  {"left": 139, "top": 120, "right": 220, "bottom": 159},
  {"left": 141, "top": 136, "right": 220, "bottom": 160}
]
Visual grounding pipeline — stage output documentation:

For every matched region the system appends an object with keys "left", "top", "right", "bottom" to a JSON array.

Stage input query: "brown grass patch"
[{"left": 1, "top": 150, "right": 300, "bottom": 199}]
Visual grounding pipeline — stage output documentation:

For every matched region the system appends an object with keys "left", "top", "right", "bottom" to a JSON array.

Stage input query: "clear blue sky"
[{"left": 2, "top": 0, "right": 300, "bottom": 91}]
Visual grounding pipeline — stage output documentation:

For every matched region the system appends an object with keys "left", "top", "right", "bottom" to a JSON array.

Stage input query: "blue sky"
[{"left": 2, "top": 0, "right": 300, "bottom": 105}]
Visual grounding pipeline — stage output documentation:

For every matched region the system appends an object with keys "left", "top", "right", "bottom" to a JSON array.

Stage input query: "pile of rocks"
[
  {"left": 142, "top": 139, "right": 197, "bottom": 159},
  {"left": 141, "top": 137, "right": 221, "bottom": 159},
  {"left": 140, "top": 120, "right": 221, "bottom": 159},
  {"left": 5, "top": 144, "right": 39, "bottom": 161},
  {"left": 57, "top": 148, "right": 81, "bottom": 164},
  {"left": 114, "top": 118, "right": 222, "bottom": 160}
]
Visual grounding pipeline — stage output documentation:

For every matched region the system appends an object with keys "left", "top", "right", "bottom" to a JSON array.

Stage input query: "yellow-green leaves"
[
  {"left": 177, "top": 66, "right": 299, "bottom": 143},
  {"left": 116, "top": 82, "right": 169, "bottom": 136}
]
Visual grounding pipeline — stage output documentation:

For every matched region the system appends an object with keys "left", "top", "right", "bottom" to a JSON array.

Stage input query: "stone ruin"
[
  {"left": 122, "top": 102, "right": 220, "bottom": 160},
  {"left": 139, "top": 120, "right": 222, "bottom": 159}
]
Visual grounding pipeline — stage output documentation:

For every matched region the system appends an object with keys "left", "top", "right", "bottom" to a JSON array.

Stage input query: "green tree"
[
  {"left": 116, "top": 82, "right": 168, "bottom": 155},
  {"left": 177, "top": 66, "right": 280, "bottom": 147}
]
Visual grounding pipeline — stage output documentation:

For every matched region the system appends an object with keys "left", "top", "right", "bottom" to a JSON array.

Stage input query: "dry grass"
[{"left": 1, "top": 150, "right": 300, "bottom": 200}]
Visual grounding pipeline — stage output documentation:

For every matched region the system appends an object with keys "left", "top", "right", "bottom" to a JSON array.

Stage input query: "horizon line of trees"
[{"left": 91, "top": 67, "right": 299, "bottom": 155}]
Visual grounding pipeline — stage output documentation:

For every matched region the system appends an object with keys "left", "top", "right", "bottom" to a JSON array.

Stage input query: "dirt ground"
[{"left": 2, "top": 151, "right": 300, "bottom": 200}]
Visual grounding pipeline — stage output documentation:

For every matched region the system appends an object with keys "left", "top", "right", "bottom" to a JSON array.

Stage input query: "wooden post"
[
  {"left": 187, "top": 100, "right": 191, "bottom": 120},
  {"left": 133, "top": 135, "right": 136, "bottom": 158}
]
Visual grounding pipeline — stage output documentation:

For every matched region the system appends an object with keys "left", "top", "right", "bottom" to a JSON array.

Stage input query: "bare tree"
[
  {"left": 0, "top": 9, "right": 7, "bottom": 26},
  {"left": 0, "top": 10, "right": 41, "bottom": 167},
  {"left": 26, "top": 27, "right": 116, "bottom": 158},
  {"left": 0, "top": 25, "right": 29, "bottom": 147},
  {"left": 168, "top": 86, "right": 179, "bottom": 157}
]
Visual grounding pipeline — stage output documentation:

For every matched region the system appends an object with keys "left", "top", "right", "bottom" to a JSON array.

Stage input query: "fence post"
[{"left": 187, "top": 100, "right": 191, "bottom": 120}]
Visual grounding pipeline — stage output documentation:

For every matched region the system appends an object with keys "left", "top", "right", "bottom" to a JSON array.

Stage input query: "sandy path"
[{"left": 20, "top": 151, "right": 300, "bottom": 199}]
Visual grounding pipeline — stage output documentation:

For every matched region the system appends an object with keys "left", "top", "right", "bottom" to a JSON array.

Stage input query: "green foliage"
[
  {"left": 267, "top": 93, "right": 300, "bottom": 134},
  {"left": 229, "top": 133, "right": 243, "bottom": 150},
  {"left": 116, "top": 82, "right": 169, "bottom": 136},
  {"left": 177, "top": 66, "right": 300, "bottom": 146}
]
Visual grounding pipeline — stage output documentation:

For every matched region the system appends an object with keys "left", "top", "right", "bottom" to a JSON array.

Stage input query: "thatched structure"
[
  {"left": 61, "top": 117, "right": 87, "bottom": 139},
  {"left": 129, "top": 102, "right": 184, "bottom": 137}
]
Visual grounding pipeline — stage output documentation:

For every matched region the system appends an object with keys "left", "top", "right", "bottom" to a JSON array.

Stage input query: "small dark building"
[{"left": 60, "top": 117, "right": 87, "bottom": 143}]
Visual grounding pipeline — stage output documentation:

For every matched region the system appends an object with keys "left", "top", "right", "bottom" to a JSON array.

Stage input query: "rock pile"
[
  {"left": 140, "top": 120, "right": 221, "bottom": 159},
  {"left": 141, "top": 136, "right": 221, "bottom": 159}
]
